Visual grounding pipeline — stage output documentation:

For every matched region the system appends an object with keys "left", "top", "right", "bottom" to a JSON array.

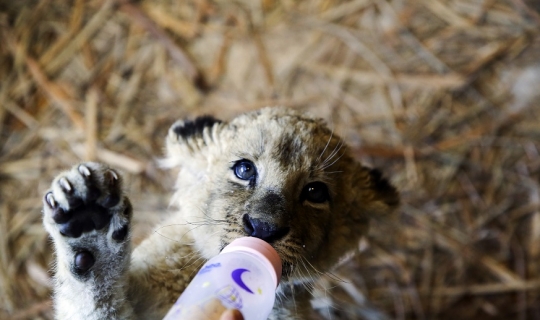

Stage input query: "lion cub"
[{"left": 42, "top": 107, "right": 399, "bottom": 319}]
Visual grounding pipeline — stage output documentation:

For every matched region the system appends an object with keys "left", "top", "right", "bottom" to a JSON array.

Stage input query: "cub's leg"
[{"left": 43, "top": 162, "right": 134, "bottom": 320}]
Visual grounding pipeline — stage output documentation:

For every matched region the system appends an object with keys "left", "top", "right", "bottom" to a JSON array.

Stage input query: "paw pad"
[
  {"left": 53, "top": 207, "right": 73, "bottom": 224},
  {"left": 44, "top": 163, "right": 129, "bottom": 239},
  {"left": 74, "top": 251, "right": 95, "bottom": 274},
  {"left": 43, "top": 163, "right": 132, "bottom": 280},
  {"left": 57, "top": 205, "right": 112, "bottom": 238},
  {"left": 112, "top": 224, "right": 129, "bottom": 241},
  {"left": 102, "top": 194, "right": 120, "bottom": 208}
]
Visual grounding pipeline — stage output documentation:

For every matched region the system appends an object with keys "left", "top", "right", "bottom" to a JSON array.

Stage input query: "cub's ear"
[
  {"left": 163, "top": 115, "right": 226, "bottom": 171},
  {"left": 324, "top": 162, "right": 399, "bottom": 268},
  {"left": 351, "top": 164, "right": 400, "bottom": 218},
  {"left": 366, "top": 168, "right": 400, "bottom": 211},
  {"left": 170, "top": 116, "right": 222, "bottom": 140}
]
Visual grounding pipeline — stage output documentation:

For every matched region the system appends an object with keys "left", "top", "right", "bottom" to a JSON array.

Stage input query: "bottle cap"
[{"left": 221, "top": 237, "right": 282, "bottom": 287}]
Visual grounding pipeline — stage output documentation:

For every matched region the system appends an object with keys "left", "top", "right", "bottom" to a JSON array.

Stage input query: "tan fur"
[{"left": 43, "top": 107, "right": 399, "bottom": 319}]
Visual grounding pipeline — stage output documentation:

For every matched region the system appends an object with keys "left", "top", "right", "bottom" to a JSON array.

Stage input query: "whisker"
[
  {"left": 181, "top": 218, "right": 228, "bottom": 226},
  {"left": 153, "top": 223, "right": 203, "bottom": 244},
  {"left": 324, "top": 171, "right": 343, "bottom": 174},
  {"left": 316, "top": 128, "right": 335, "bottom": 164},
  {"left": 302, "top": 255, "right": 346, "bottom": 285},
  {"left": 297, "top": 258, "right": 316, "bottom": 294},
  {"left": 177, "top": 229, "right": 224, "bottom": 274},
  {"left": 318, "top": 138, "right": 345, "bottom": 171},
  {"left": 303, "top": 262, "right": 318, "bottom": 288},
  {"left": 319, "top": 150, "right": 346, "bottom": 172}
]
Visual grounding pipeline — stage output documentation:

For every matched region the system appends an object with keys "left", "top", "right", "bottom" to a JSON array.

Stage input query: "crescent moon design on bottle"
[{"left": 231, "top": 268, "right": 254, "bottom": 294}]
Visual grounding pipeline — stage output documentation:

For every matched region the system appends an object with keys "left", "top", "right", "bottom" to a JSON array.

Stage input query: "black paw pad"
[
  {"left": 66, "top": 196, "right": 83, "bottom": 209},
  {"left": 112, "top": 225, "right": 129, "bottom": 241},
  {"left": 59, "top": 220, "right": 84, "bottom": 238},
  {"left": 58, "top": 204, "right": 112, "bottom": 238},
  {"left": 102, "top": 194, "right": 120, "bottom": 208},
  {"left": 93, "top": 208, "right": 112, "bottom": 230},
  {"left": 74, "top": 251, "right": 95, "bottom": 274},
  {"left": 86, "top": 186, "right": 101, "bottom": 202},
  {"left": 52, "top": 207, "right": 72, "bottom": 224}
]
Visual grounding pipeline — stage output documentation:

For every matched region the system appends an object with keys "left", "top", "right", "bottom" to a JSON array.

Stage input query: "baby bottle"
[{"left": 163, "top": 237, "right": 282, "bottom": 320}]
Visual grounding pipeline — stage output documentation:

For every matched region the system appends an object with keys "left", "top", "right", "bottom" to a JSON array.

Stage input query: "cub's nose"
[{"left": 242, "top": 214, "right": 289, "bottom": 243}]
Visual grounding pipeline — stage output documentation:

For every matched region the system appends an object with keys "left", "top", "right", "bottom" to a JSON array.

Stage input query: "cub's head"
[{"left": 164, "top": 107, "right": 398, "bottom": 284}]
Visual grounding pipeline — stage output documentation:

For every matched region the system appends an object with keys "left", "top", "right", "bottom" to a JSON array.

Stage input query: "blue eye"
[{"left": 233, "top": 160, "right": 257, "bottom": 181}]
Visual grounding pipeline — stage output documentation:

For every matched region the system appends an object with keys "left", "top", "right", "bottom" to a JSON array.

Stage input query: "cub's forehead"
[{"left": 226, "top": 108, "right": 343, "bottom": 169}]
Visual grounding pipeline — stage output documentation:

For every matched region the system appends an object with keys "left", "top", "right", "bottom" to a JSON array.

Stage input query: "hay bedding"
[{"left": 0, "top": 0, "right": 539, "bottom": 319}]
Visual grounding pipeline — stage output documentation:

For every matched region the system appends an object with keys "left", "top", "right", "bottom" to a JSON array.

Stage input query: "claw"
[
  {"left": 109, "top": 170, "right": 119, "bottom": 181},
  {"left": 78, "top": 165, "right": 91, "bottom": 177},
  {"left": 45, "top": 192, "right": 56, "bottom": 208},
  {"left": 106, "top": 170, "right": 119, "bottom": 187},
  {"left": 59, "top": 177, "right": 72, "bottom": 193}
]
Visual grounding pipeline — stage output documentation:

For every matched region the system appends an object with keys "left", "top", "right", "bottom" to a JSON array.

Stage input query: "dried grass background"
[{"left": 1, "top": 0, "right": 540, "bottom": 319}]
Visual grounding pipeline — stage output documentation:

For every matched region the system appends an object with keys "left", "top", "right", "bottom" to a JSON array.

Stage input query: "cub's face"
[{"left": 165, "top": 108, "right": 398, "bottom": 284}]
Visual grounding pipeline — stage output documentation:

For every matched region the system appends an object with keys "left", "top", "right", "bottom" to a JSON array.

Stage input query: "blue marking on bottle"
[
  {"left": 198, "top": 262, "right": 222, "bottom": 275},
  {"left": 231, "top": 268, "right": 254, "bottom": 294}
]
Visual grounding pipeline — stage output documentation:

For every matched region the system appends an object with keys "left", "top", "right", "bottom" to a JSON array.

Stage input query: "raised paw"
[
  {"left": 43, "top": 162, "right": 132, "bottom": 278},
  {"left": 43, "top": 162, "right": 130, "bottom": 239}
]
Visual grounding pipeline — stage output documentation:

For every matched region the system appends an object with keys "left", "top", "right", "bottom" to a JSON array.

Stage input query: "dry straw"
[{"left": 1, "top": 0, "right": 539, "bottom": 319}]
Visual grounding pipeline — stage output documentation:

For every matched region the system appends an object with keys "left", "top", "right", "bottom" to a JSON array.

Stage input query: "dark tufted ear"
[
  {"left": 366, "top": 168, "right": 400, "bottom": 210},
  {"left": 163, "top": 115, "right": 226, "bottom": 171},
  {"left": 171, "top": 115, "right": 222, "bottom": 140},
  {"left": 358, "top": 165, "right": 400, "bottom": 219}
]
